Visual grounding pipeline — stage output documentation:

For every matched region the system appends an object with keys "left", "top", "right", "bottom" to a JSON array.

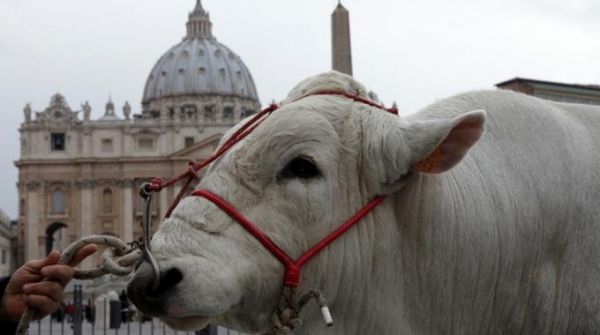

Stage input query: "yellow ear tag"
[{"left": 413, "top": 148, "right": 442, "bottom": 173}]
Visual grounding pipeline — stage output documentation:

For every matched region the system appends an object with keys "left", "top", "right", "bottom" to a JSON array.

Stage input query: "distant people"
[
  {"left": 52, "top": 302, "right": 66, "bottom": 322},
  {"left": 85, "top": 299, "right": 94, "bottom": 323},
  {"left": 120, "top": 289, "right": 130, "bottom": 322},
  {"left": 0, "top": 245, "right": 97, "bottom": 333},
  {"left": 65, "top": 301, "right": 75, "bottom": 323}
]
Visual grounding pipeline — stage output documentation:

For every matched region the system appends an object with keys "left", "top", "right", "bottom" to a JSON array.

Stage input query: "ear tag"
[{"left": 413, "top": 147, "right": 442, "bottom": 173}]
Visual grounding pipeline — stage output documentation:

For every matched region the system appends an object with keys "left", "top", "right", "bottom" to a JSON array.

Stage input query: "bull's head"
[{"left": 127, "top": 71, "right": 485, "bottom": 333}]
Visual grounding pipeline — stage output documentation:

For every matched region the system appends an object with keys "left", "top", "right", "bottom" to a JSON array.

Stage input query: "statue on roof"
[
  {"left": 123, "top": 101, "right": 131, "bottom": 120},
  {"left": 82, "top": 101, "right": 92, "bottom": 121},
  {"left": 23, "top": 103, "right": 32, "bottom": 122}
]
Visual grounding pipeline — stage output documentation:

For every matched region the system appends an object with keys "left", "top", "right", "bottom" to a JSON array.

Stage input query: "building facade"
[
  {"left": 0, "top": 208, "right": 16, "bottom": 277},
  {"left": 496, "top": 77, "right": 600, "bottom": 106},
  {"left": 15, "top": 0, "right": 260, "bottom": 264}
]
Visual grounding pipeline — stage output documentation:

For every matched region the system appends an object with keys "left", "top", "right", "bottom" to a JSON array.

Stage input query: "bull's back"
[{"left": 412, "top": 90, "right": 600, "bottom": 334}]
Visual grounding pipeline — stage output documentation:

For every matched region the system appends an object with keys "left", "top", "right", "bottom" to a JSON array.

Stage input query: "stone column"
[
  {"left": 26, "top": 181, "right": 42, "bottom": 260},
  {"left": 121, "top": 179, "right": 134, "bottom": 242},
  {"left": 78, "top": 179, "right": 94, "bottom": 269},
  {"left": 233, "top": 98, "right": 242, "bottom": 122}
]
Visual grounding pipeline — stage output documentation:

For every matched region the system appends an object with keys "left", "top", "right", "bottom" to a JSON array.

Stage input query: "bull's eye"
[{"left": 280, "top": 157, "right": 320, "bottom": 179}]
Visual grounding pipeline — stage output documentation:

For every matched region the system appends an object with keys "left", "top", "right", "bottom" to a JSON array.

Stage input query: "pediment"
[{"left": 169, "top": 133, "right": 223, "bottom": 159}]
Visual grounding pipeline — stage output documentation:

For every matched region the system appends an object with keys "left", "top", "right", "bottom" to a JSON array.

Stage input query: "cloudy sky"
[{"left": 0, "top": 0, "right": 599, "bottom": 217}]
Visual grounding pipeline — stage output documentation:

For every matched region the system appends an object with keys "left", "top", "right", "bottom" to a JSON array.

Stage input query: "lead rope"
[
  {"left": 15, "top": 184, "right": 157, "bottom": 335},
  {"left": 268, "top": 288, "right": 332, "bottom": 335},
  {"left": 17, "top": 91, "right": 392, "bottom": 334}
]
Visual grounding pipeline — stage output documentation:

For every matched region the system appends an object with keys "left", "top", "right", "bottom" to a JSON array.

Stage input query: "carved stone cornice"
[
  {"left": 95, "top": 178, "right": 121, "bottom": 187},
  {"left": 45, "top": 180, "right": 72, "bottom": 189},
  {"left": 118, "top": 178, "right": 136, "bottom": 188},
  {"left": 75, "top": 179, "right": 95, "bottom": 189},
  {"left": 26, "top": 180, "right": 42, "bottom": 191}
]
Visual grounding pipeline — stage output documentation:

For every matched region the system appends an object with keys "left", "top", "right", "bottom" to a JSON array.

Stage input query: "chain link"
[{"left": 16, "top": 236, "right": 146, "bottom": 334}]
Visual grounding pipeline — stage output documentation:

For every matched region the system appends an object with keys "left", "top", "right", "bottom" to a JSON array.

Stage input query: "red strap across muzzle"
[
  {"left": 147, "top": 89, "right": 396, "bottom": 288},
  {"left": 191, "top": 189, "right": 385, "bottom": 287}
]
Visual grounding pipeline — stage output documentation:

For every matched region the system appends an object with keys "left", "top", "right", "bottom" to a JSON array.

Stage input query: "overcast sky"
[{"left": 0, "top": 0, "right": 599, "bottom": 218}]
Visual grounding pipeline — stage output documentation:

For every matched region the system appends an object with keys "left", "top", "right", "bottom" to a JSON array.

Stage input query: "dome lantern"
[
  {"left": 141, "top": 1, "right": 260, "bottom": 121},
  {"left": 186, "top": 0, "right": 213, "bottom": 40}
]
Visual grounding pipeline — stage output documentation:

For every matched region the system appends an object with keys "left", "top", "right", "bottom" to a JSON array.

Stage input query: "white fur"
[{"left": 130, "top": 71, "right": 600, "bottom": 334}]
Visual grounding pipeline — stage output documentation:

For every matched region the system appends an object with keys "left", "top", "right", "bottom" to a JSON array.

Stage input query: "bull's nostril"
[{"left": 148, "top": 268, "right": 183, "bottom": 298}]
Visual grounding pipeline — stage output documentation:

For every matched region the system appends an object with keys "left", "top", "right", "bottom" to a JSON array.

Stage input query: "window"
[
  {"left": 102, "top": 189, "right": 113, "bottom": 213},
  {"left": 241, "top": 109, "right": 255, "bottom": 118},
  {"left": 204, "top": 106, "right": 215, "bottom": 121},
  {"left": 138, "top": 138, "right": 155, "bottom": 151},
  {"left": 101, "top": 138, "right": 113, "bottom": 153},
  {"left": 51, "top": 133, "right": 65, "bottom": 151},
  {"left": 223, "top": 107, "right": 234, "bottom": 121},
  {"left": 50, "top": 190, "right": 65, "bottom": 214},
  {"left": 20, "top": 198, "right": 25, "bottom": 216},
  {"left": 185, "top": 137, "right": 194, "bottom": 148}
]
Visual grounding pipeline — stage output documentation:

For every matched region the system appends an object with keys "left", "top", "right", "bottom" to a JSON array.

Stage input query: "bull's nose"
[
  {"left": 127, "top": 266, "right": 184, "bottom": 315},
  {"left": 153, "top": 267, "right": 183, "bottom": 297}
]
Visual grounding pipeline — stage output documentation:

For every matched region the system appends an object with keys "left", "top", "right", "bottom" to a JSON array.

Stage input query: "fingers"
[
  {"left": 40, "top": 265, "right": 74, "bottom": 287},
  {"left": 25, "top": 294, "right": 60, "bottom": 320},
  {"left": 68, "top": 244, "right": 98, "bottom": 267},
  {"left": 39, "top": 244, "right": 97, "bottom": 287},
  {"left": 42, "top": 250, "right": 61, "bottom": 267},
  {"left": 23, "top": 281, "right": 63, "bottom": 303},
  {"left": 21, "top": 250, "right": 61, "bottom": 274}
]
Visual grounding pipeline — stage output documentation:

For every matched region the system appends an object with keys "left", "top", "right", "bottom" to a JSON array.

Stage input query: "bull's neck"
[{"left": 320, "top": 172, "right": 461, "bottom": 334}]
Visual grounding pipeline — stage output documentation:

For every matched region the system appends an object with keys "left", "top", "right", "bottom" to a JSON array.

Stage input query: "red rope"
[
  {"left": 138, "top": 89, "right": 396, "bottom": 288},
  {"left": 146, "top": 91, "right": 396, "bottom": 219},
  {"left": 303, "top": 90, "right": 398, "bottom": 115},
  {"left": 192, "top": 190, "right": 386, "bottom": 287}
]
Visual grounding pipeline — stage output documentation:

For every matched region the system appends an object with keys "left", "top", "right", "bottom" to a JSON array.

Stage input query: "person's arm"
[
  {"left": 0, "top": 276, "right": 17, "bottom": 333},
  {"left": 0, "top": 245, "right": 97, "bottom": 323}
]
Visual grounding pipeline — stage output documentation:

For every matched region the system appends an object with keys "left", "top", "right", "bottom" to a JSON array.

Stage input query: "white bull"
[{"left": 128, "top": 71, "right": 600, "bottom": 334}]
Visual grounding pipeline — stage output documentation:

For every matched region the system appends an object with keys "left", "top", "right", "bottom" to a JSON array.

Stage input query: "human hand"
[{"left": 0, "top": 245, "right": 97, "bottom": 322}]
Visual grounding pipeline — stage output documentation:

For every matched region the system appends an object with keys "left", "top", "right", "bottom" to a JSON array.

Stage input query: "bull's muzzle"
[{"left": 127, "top": 264, "right": 183, "bottom": 316}]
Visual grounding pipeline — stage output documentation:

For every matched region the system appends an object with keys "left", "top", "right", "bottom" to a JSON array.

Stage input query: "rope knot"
[
  {"left": 265, "top": 103, "right": 279, "bottom": 113},
  {"left": 148, "top": 177, "right": 165, "bottom": 192},
  {"left": 268, "top": 288, "right": 332, "bottom": 334},
  {"left": 186, "top": 161, "right": 199, "bottom": 177}
]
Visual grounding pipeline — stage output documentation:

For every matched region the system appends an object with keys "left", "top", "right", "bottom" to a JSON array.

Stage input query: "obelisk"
[{"left": 331, "top": 1, "right": 353, "bottom": 76}]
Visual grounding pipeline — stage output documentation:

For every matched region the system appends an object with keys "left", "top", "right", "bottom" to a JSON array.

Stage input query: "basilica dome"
[
  {"left": 142, "top": 38, "right": 258, "bottom": 104},
  {"left": 141, "top": 0, "right": 260, "bottom": 118}
]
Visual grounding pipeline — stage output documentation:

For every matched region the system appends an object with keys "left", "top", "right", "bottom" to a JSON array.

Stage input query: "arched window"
[
  {"left": 102, "top": 189, "right": 113, "bottom": 213},
  {"left": 50, "top": 190, "right": 65, "bottom": 214}
]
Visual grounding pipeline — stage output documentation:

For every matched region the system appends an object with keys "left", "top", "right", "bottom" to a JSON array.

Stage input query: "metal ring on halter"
[{"left": 140, "top": 182, "right": 161, "bottom": 291}]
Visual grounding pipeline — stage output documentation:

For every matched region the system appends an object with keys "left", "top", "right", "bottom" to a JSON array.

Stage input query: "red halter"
[{"left": 146, "top": 90, "right": 396, "bottom": 287}]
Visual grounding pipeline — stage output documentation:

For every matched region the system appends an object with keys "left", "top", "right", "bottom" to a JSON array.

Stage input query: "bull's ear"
[{"left": 406, "top": 110, "right": 486, "bottom": 174}]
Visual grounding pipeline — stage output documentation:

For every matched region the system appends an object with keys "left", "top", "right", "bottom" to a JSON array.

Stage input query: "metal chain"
[
  {"left": 15, "top": 179, "right": 333, "bottom": 334},
  {"left": 16, "top": 183, "right": 159, "bottom": 335},
  {"left": 139, "top": 182, "right": 161, "bottom": 291},
  {"left": 15, "top": 235, "right": 144, "bottom": 334}
]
